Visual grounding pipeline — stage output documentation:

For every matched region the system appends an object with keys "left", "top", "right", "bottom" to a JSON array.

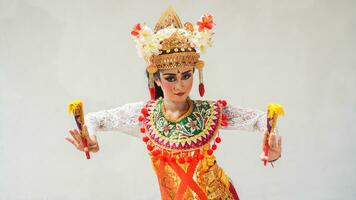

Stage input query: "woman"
[{"left": 65, "top": 7, "right": 282, "bottom": 200}]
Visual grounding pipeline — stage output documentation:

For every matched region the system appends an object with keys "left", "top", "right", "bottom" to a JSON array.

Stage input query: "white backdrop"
[{"left": 1, "top": 0, "right": 355, "bottom": 199}]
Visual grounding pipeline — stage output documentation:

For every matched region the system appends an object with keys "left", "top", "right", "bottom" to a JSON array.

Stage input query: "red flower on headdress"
[
  {"left": 131, "top": 23, "right": 142, "bottom": 37},
  {"left": 197, "top": 14, "right": 214, "bottom": 32}
]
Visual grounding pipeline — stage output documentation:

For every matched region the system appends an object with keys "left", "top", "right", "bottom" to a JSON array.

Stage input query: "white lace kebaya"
[{"left": 84, "top": 101, "right": 268, "bottom": 138}]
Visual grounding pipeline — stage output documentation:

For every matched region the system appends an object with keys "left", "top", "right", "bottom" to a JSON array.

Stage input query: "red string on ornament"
[
  {"left": 149, "top": 87, "right": 155, "bottom": 100},
  {"left": 199, "top": 83, "right": 205, "bottom": 97}
]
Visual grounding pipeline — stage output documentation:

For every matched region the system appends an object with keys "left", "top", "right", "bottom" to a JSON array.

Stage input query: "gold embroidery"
[{"left": 146, "top": 99, "right": 221, "bottom": 152}]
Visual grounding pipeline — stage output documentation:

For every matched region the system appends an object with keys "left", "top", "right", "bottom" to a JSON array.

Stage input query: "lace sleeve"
[
  {"left": 223, "top": 105, "right": 267, "bottom": 133},
  {"left": 84, "top": 102, "right": 145, "bottom": 138}
]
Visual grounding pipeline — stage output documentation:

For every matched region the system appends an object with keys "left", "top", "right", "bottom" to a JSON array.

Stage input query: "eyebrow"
[{"left": 162, "top": 70, "right": 192, "bottom": 76}]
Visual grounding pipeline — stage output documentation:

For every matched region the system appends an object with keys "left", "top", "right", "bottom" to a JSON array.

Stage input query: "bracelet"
[
  {"left": 268, "top": 154, "right": 282, "bottom": 163},
  {"left": 268, "top": 155, "right": 282, "bottom": 168}
]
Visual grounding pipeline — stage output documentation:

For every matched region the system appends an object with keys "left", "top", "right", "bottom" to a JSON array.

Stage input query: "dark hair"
[
  {"left": 146, "top": 71, "right": 164, "bottom": 100},
  {"left": 145, "top": 68, "right": 195, "bottom": 100}
]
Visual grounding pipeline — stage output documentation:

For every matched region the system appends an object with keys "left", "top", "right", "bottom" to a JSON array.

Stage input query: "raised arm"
[
  {"left": 84, "top": 102, "right": 145, "bottom": 138},
  {"left": 223, "top": 104, "right": 267, "bottom": 133}
]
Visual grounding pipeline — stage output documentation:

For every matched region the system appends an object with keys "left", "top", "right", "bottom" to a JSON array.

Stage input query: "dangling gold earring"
[{"left": 196, "top": 60, "right": 205, "bottom": 97}]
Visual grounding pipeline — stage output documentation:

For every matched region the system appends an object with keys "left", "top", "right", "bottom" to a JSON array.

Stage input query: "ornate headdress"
[{"left": 131, "top": 6, "right": 214, "bottom": 99}]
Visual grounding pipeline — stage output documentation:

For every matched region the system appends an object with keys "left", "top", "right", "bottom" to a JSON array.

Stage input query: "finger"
[
  {"left": 271, "top": 136, "right": 282, "bottom": 152},
  {"left": 269, "top": 132, "right": 276, "bottom": 148},
  {"left": 69, "top": 130, "right": 81, "bottom": 144},
  {"left": 69, "top": 129, "right": 80, "bottom": 141},
  {"left": 88, "top": 143, "right": 98, "bottom": 150},
  {"left": 269, "top": 147, "right": 280, "bottom": 155},
  {"left": 73, "top": 129, "right": 83, "bottom": 146},
  {"left": 277, "top": 135, "right": 282, "bottom": 148},
  {"left": 270, "top": 145, "right": 280, "bottom": 154},
  {"left": 89, "top": 135, "right": 98, "bottom": 146},
  {"left": 88, "top": 143, "right": 99, "bottom": 152},
  {"left": 89, "top": 135, "right": 99, "bottom": 152},
  {"left": 270, "top": 141, "right": 281, "bottom": 152}
]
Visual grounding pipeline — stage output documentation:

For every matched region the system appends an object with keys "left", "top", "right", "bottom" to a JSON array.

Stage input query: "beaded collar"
[
  {"left": 143, "top": 97, "right": 222, "bottom": 152},
  {"left": 138, "top": 98, "right": 228, "bottom": 161}
]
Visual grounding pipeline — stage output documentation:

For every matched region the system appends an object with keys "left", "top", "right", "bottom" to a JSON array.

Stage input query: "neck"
[{"left": 163, "top": 98, "right": 189, "bottom": 113}]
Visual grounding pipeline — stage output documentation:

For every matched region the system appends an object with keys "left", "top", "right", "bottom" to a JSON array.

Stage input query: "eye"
[
  {"left": 164, "top": 76, "right": 176, "bottom": 82},
  {"left": 182, "top": 73, "right": 191, "bottom": 80}
]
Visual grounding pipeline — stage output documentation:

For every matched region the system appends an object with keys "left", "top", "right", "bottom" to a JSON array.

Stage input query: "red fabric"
[
  {"left": 169, "top": 159, "right": 207, "bottom": 200},
  {"left": 229, "top": 181, "right": 240, "bottom": 200}
]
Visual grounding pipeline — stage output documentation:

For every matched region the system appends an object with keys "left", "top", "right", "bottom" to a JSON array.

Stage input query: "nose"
[{"left": 174, "top": 78, "right": 184, "bottom": 91}]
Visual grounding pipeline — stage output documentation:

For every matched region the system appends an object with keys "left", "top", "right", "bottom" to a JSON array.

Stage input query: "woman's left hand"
[{"left": 260, "top": 129, "right": 282, "bottom": 163}]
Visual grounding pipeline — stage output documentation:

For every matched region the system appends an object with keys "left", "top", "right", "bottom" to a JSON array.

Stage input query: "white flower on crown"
[
  {"left": 155, "top": 25, "right": 177, "bottom": 40},
  {"left": 191, "top": 29, "right": 214, "bottom": 53},
  {"left": 131, "top": 24, "right": 161, "bottom": 60},
  {"left": 131, "top": 14, "right": 214, "bottom": 60}
]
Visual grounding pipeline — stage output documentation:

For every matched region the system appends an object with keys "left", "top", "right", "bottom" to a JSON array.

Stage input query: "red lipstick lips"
[{"left": 175, "top": 92, "right": 185, "bottom": 96}]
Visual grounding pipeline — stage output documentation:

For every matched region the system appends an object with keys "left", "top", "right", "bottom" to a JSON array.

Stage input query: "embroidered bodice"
[
  {"left": 144, "top": 98, "right": 222, "bottom": 151},
  {"left": 84, "top": 98, "right": 268, "bottom": 199}
]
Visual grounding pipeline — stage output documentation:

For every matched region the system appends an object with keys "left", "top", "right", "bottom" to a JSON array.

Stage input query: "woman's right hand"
[{"left": 65, "top": 124, "right": 100, "bottom": 153}]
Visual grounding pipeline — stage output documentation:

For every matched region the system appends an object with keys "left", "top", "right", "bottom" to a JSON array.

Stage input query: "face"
[{"left": 155, "top": 66, "right": 194, "bottom": 103}]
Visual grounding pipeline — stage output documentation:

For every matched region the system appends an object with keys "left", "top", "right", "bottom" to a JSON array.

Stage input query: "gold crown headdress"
[{"left": 131, "top": 6, "right": 214, "bottom": 99}]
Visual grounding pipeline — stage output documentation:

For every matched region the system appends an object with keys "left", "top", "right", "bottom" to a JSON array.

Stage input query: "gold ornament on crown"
[{"left": 154, "top": 6, "right": 183, "bottom": 31}]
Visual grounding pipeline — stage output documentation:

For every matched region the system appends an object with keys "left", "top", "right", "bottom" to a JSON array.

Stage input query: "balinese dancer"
[{"left": 66, "top": 6, "right": 283, "bottom": 200}]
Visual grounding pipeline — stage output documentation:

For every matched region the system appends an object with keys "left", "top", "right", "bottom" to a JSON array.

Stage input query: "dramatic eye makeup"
[
  {"left": 181, "top": 71, "right": 192, "bottom": 80},
  {"left": 162, "top": 70, "right": 192, "bottom": 82},
  {"left": 164, "top": 75, "right": 176, "bottom": 82}
]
